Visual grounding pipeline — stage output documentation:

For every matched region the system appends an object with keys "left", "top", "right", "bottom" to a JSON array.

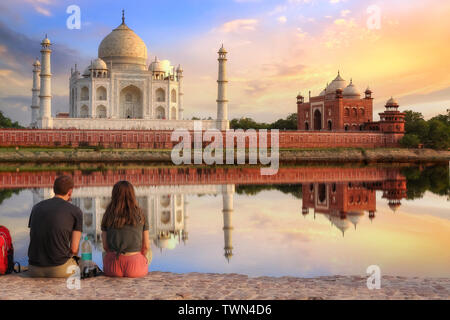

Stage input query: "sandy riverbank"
[
  {"left": 0, "top": 148, "right": 449, "bottom": 163},
  {"left": 0, "top": 272, "right": 448, "bottom": 300}
]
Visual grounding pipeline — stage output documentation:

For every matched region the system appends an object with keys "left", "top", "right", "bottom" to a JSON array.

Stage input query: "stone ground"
[{"left": 0, "top": 272, "right": 449, "bottom": 300}]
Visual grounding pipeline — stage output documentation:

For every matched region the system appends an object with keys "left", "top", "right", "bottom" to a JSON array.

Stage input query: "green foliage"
[
  {"left": 0, "top": 110, "right": 22, "bottom": 129},
  {"left": 230, "top": 113, "right": 298, "bottom": 130},
  {"left": 402, "top": 110, "right": 450, "bottom": 150},
  {"left": 401, "top": 165, "right": 449, "bottom": 199},
  {"left": 0, "top": 189, "right": 22, "bottom": 206},
  {"left": 399, "top": 134, "right": 421, "bottom": 148}
]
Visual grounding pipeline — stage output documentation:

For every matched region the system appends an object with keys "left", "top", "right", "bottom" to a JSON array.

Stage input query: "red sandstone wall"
[
  {"left": 0, "top": 167, "right": 405, "bottom": 189},
  {"left": 0, "top": 129, "right": 402, "bottom": 149}
]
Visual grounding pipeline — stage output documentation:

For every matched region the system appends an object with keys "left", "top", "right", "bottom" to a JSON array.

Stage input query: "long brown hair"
[{"left": 101, "top": 181, "right": 145, "bottom": 229}]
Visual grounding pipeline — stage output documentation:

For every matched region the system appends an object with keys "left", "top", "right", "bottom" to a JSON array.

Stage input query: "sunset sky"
[{"left": 1, "top": 0, "right": 449, "bottom": 125}]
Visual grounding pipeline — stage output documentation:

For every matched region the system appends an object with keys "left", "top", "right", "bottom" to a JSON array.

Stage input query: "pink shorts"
[{"left": 103, "top": 252, "right": 148, "bottom": 278}]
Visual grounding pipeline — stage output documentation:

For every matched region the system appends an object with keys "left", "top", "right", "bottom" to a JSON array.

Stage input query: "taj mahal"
[{"left": 30, "top": 11, "right": 230, "bottom": 131}]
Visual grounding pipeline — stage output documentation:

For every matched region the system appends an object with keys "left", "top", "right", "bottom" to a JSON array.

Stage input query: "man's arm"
[{"left": 70, "top": 231, "right": 82, "bottom": 256}]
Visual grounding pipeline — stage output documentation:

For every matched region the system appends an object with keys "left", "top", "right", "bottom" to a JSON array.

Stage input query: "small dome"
[
  {"left": 388, "top": 202, "right": 401, "bottom": 213},
  {"left": 326, "top": 72, "right": 347, "bottom": 94},
  {"left": 33, "top": 59, "right": 41, "bottom": 67},
  {"left": 149, "top": 57, "right": 164, "bottom": 72},
  {"left": 297, "top": 92, "right": 303, "bottom": 99},
  {"left": 365, "top": 86, "right": 372, "bottom": 94},
  {"left": 343, "top": 79, "right": 361, "bottom": 99},
  {"left": 386, "top": 97, "right": 399, "bottom": 107},
  {"left": 218, "top": 45, "right": 227, "bottom": 54},
  {"left": 176, "top": 64, "right": 183, "bottom": 73},
  {"left": 41, "top": 35, "right": 51, "bottom": 45},
  {"left": 91, "top": 58, "right": 107, "bottom": 70}
]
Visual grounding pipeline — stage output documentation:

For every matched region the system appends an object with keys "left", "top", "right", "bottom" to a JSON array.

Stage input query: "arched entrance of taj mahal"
[{"left": 120, "top": 85, "right": 143, "bottom": 119}]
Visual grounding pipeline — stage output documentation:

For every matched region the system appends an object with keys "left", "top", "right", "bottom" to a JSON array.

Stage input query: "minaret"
[
  {"left": 38, "top": 35, "right": 52, "bottom": 128},
  {"left": 30, "top": 59, "right": 41, "bottom": 128},
  {"left": 222, "top": 184, "right": 235, "bottom": 262},
  {"left": 176, "top": 65, "right": 184, "bottom": 120},
  {"left": 216, "top": 45, "right": 229, "bottom": 130}
]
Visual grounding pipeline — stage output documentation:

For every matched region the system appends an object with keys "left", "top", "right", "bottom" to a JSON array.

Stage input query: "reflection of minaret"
[
  {"left": 182, "top": 199, "right": 188, "bottom": 244},
  {"left": 222, "top": 185, "right": 234, "bottom": 263}
]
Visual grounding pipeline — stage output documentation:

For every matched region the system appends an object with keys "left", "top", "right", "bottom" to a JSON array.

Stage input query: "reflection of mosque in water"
[
  {"left": 31, "top": 184, "right": 235, "bottom": 261},
  {"left": 302, "top": 176, "right": 407, "bottom": 235}
]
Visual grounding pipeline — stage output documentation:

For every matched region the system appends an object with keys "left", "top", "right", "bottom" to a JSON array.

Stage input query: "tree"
[
  {"left": 426, "top": 119, "right": 450, "bottom": 150},
  {"left": 0, "top": 110, "right": 22, "bottom": 129},
  {"left": 399, "top": 134, "right": 420, "bottom": 148}
]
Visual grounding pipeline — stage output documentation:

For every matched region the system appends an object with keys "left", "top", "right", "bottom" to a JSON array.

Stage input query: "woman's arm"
[
  {"left": 101, "top": 231, "right": 109, "bottom": 252},
  {"left": 141, "top": 230, "right": 150, "bottom": 255}
]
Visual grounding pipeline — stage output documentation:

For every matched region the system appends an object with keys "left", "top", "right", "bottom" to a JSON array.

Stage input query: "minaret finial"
[{"left": 122, "top": 9, "right": 125, "bottom": 24}]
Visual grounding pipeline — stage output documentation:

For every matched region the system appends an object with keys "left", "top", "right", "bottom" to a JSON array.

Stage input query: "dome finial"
[{"left": 122, "top": 9, "right": 125, "bottom": 24}]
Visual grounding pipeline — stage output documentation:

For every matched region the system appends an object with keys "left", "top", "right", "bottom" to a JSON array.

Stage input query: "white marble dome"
[
  {"left": 343, "top": 79, "right": 361, "bottom": 99},
  {"left": 326, "top": 72, "right": 347, "bottom": 94},
  {"left": 91, "top": 58, "right": 107, "bottom": 70},
  {"left": 98, "top": 20, "right": 148, "bottom": 69}
]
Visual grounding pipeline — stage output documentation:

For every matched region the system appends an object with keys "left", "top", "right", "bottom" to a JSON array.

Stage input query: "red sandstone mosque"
[{"left": 296, "top": 72, "right": 405, "bottom": 135}]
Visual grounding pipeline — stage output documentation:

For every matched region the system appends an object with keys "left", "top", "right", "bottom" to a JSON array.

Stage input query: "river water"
[{"left": 0, "top": 163, "right": 449, "bottom": 278}]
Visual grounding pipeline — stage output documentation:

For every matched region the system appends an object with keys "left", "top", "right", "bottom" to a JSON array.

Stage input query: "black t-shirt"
[{"left": 28, "top": 197, "right": 83, "bottom": 267}]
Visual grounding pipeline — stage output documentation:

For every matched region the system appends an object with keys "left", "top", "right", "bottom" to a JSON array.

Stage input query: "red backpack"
[{"left": 0, "top": 225, "right": 14, "bottom": 275}]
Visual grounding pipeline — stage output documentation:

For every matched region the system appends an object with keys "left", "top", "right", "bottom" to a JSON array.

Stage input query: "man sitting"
[{"left": 28, "top": 175, "right": 83, "bottom": 278}]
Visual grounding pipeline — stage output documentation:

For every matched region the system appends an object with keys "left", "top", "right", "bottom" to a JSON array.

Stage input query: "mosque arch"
[
  {"left": 327, "top": 120, "right": 332, "bottom": 131},
  {"left": 171, "top": 107, "right": 177, "bottom": 120},
  {"left": 318, "top": 184, "right": 326, "bottom": 204},
  {"left": 81, "top": 86, "right": 89, "bottom": 101},
  {"left": 96, "top": 86, "right": 107, "bottom": 100},
  {"left": 96, "top": 105, "right": 107, "bottom": 118},
  {"left": 156, "top": 88, "right": 165, "bottom": 102},
  {"left": 313, "top": 109, "right": 322, "bottom": 130},
  {"left": 304, "top": 122, "right": 309, "bottom": 131},
  {"left": 120, "top": 85, "right": 143, "bottom": 119},
  {"left": 171, "top": 89, "right": 177, "bottom": 102}
]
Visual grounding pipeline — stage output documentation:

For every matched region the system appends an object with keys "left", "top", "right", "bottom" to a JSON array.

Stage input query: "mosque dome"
[
  {"left": 326, "top": 72, "right": 347, "bottom": 94},
  {"left": 319, "top": 88, "right": 327, "bottom": 96},
  {"left": 98, "top": 14, "right": 148, "bottom": 70},
  {"left": 343, "top": 79, "right": 361, "bottom": 99},
  {"left": 347, "top": 211, "right": 364, "bottom": 229},
  {"left": 91, "top": 58, "right": 107, "bottom": 70}
]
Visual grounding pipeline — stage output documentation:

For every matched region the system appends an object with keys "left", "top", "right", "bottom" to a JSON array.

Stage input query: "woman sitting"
[{"left": 101, "top": 181, "right": 150, "bottom": 278}]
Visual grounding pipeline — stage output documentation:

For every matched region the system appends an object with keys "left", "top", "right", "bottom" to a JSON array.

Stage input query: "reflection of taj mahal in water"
[
  {"left": 31, "top": 184, "right": 235, "bottom": 261},
  {"left": 30, "top": 176, "right": 408, "bottom": 260}
]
